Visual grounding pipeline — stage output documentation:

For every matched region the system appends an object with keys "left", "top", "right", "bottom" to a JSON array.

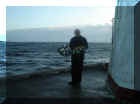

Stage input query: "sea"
[
  {"left": 0, "top": 41, "right": 6, "bottom": 78},
  {"left": 0, "top": 41, "right": 112, "bottom": 78}
]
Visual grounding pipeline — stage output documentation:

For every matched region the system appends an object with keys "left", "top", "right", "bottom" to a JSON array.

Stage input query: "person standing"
[{"left": 69, "top": 29, "right": 88, "bottom": 85}]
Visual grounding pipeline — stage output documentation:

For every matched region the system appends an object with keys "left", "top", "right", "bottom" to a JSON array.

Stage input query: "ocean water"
[
  {"left": 0, "top": 41, "right": 6, "bottom": 78},
  {"left": 1, "top": 42, "right": 112, "bottom": 78}
]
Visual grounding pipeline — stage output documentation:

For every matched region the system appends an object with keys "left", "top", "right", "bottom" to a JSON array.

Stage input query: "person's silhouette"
[{"left": 69, "top": 29, "right": 88, "bottom": 85}]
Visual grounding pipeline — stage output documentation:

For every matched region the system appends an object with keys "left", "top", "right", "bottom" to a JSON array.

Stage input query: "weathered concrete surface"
[
  {"left": 1, "top": 64, "right": 120, "bottom": 104},
  {"left": 5, "top": 65, "right": 113, "bottom": 98}
]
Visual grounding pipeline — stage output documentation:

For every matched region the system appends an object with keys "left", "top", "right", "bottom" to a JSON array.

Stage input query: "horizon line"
[
  {"left": 6, "top": 23, "right": 112, "bottom": 32},
  {"left": 5, "top": 41, "right": 111, "bottom": 43}
]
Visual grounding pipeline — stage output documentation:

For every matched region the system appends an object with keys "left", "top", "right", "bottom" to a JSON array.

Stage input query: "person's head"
[{"left": 74, "top": 29, "right": 81, "bottom": 37}]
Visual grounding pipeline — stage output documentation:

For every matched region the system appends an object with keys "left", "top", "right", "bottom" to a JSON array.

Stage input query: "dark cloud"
[{"left": 7, "top": 24, "right": 112, "bottom": 43}]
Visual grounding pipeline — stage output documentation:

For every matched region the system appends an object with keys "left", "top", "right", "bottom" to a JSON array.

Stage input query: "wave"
[
  {"left": 0, "top": 63, "right": 106, "bottom": 81},
  {"left": 6, "top": 66, "right": 71, "bottom": 80},
  {"left": 1, "top": 42, "right": 111, "bottom": 80}
]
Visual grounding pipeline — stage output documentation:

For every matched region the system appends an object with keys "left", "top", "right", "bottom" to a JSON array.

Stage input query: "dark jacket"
[{"left": 69, "top": 36, "right": 88, "bottom": 55}]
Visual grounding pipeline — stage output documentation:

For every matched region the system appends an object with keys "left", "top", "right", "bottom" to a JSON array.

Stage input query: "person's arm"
[
  {"left": 83, "top": 37, "right": 88, "bottom": 49},
  {"left": 69, "top": 38, "right": 74, "bottom": 50}
]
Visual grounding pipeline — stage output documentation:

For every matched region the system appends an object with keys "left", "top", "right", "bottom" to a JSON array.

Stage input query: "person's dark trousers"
[{"left": 71, "top": 54, "right": 84, "bottom": 84}]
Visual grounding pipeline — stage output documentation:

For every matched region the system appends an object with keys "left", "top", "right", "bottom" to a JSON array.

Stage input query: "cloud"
[{"left": 7, "top": 24, "right": 112, "bottom": 43}]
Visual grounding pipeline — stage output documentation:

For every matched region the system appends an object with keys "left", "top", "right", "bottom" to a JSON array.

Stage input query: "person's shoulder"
[
  {"left": 81, "top": 36, "right": 87, "bottom": 40},
  {"left": 70, "top": 36, "right": 76, "bottom": 41}
]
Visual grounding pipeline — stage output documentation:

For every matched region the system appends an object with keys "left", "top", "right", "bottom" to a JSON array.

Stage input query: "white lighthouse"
[{"left": 108, "top": 0, "right": 140, "bottom": 99}]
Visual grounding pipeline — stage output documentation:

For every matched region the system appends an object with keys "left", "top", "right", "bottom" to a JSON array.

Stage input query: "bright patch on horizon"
[{"left": 0, "top": 34, "right": 6, "bottom": 41}]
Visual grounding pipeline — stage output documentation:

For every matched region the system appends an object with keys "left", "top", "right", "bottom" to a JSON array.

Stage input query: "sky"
[
  {"left": 6, "top": 6, "right": 115, "bottom": 42},
  {"left": 2, "top": 0, "right": 140, "bottom": 41},
  {"left": 6, "top": 6, "right": 115, "bottom": 30}
]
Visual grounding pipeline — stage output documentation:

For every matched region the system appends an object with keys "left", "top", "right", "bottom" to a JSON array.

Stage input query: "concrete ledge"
[{"left": 4, "top": 63, "right": 106, "bottom": 81}]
